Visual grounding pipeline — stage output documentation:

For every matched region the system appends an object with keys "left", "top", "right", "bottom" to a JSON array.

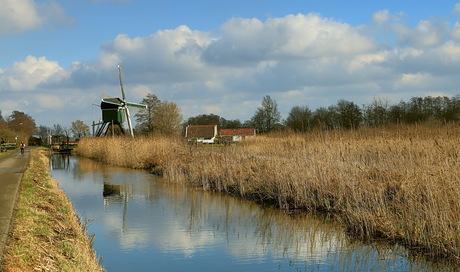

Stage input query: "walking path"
[{"left": 0, "top": 149, "right": 30, "bottom": 264}]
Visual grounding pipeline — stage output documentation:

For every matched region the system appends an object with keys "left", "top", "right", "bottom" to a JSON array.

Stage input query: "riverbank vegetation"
[
  {"left": 77, "top": 123, "right": 460, "bottom": 264},
  {"left": 1, "top": 149, "right": 103, "bottom": 272},
  {"left": 0, "top": 150, "right": 13, "bottom": 158}
]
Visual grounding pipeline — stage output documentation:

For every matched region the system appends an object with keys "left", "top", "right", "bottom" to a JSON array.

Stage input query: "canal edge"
[{"left": 1, "top": 149, "right": 104, "bottom": 271}]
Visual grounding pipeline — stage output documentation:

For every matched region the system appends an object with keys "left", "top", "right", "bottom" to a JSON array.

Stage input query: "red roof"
[{"left": 220, "top": 128, "right": 256, "bottom": 136}]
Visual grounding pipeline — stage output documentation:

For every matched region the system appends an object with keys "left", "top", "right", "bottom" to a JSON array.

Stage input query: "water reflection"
[{"left": 50, "top": 155, "right": 454, "bottom": 272}]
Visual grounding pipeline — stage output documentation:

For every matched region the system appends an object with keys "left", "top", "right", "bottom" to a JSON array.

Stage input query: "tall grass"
[
  {"left": 2, "top": 149, "right": 103, "bottom": 271},
  {"left": 77, "top": 123, "right": 460, "bottom": 262}
]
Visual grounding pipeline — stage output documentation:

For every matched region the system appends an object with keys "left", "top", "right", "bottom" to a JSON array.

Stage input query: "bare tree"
[
  {"left": 63, "top": 126, "right": 72, "bottom": 144},
  {"left": 285, "top": 105, "right": 312, "bottom": 132},
  {"left": 36, "top": 125, "right": 51, "bottom": 145},
  {"left": 71, "top": 120, "right": 90, "bottom": 139},
  {"left": 135, "top": 93, "right": 161, "bottom": 134},
  {"left": 363, "top": 97, "right": 390, "bottom": 127},
  {"left": 51, "top": 124, "right": 65, "bottom": 144},
  {"left": 152, "top": 101, "right": 183, "bottom": 135},
  {"left": 334, "top": 99, "right": 362, "bottom": 129},
  {"left": 250, "top": 95, "right": 281, "bottom": 133}
]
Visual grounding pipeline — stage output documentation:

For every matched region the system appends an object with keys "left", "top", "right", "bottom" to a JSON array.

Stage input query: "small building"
[
  {"left": 185, "top": 125, "right": 218, "bottom": 144},
  {"left": 220, "top": 128, "right": 256, "bottom": 142}
]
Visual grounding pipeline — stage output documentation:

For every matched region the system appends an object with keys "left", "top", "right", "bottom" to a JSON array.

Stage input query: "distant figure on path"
[{"left": 20, "top": 141, "right": 25, "bottom": 154}]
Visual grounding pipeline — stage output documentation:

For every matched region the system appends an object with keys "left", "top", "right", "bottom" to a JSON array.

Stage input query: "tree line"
[
  {"left": 182, "top": 95, "right": 460, "bottom": 134},
  {"left": 283, "top": 95, "right": 460, "bottom": 132},
  {"left": 0, "top": 110, "right": 90, "bottom": 145},
  {"left": 0, "top": 111, "right": 36, "bottom": 145},
  {"left": 35, "top": 121, "right": 90, "bottom": 145},
  {"left": 2, "top": 93, "right": 459, "bottom": 143}
]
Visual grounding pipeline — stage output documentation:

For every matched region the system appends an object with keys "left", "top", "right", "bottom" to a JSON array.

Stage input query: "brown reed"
[{"left": 77, "top": 123, "right": 460, "bottom": 263}]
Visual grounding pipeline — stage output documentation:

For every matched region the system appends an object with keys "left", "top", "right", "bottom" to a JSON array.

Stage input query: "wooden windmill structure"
[{"left": 94, "top": 65, "right": 147, "bottom": 137}]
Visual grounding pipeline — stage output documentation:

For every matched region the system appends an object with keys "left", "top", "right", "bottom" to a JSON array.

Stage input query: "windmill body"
[
  {"left": 101, "top": 98, "right": 125, "bottom": 123},
  {"left": 94, "top": 66, "right": 147, "bottom": 137}
]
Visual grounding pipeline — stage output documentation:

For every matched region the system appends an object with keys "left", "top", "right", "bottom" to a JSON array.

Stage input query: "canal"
[{"left": 50, "top": 155, "right": 454, "bottom": 271}]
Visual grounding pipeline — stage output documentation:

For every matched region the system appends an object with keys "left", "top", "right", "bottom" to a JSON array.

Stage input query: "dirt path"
[{"left": 0, "top": 148, "right": 30, "bottom": 264}]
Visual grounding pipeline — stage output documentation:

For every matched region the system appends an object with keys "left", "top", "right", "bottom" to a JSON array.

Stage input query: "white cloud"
[
  {"left": 131, "top": 84, "right": 151, "bottom": 98},
  {"left": 4, "top": 10, "right": 460, "bottom": 126},
  {"left": 398, "top": 73, "right": 429, "bottom": 87},
  {"left": 60, "top": 13, "right": 378, "bottom": 104},
  {"left": 202, "top": 105, "right": 221, "bottom": 114},
  {"left": 438, "top": 41, "right": 460, "bottom": 61},
  {"left": 372, "top": 10, "right": 391, "bottom": 25},
  {"left": 0, "top": 0, "right": 42, "bottom": 34},
  {"left": 99, "top": 25, "right": 212, "bottom": 85},
  {"left": 203, "top": 13, "right": 375, "bottom": 66},
  {"left": 0, "top": 55, "right": 64, "bottom": 91},
  {"left": 53, "top": 13, "right": 460, "bottom": 122},
  {"left": 348, "top": 52, "right": 388, "bottom": 73},
  {"left": 39, "top": 0, "right": 75, "bottom": 26},
  {"left": 0, "top": 100, "right": 21, "bottom": 116},
  {"left": 393, "top": 19, "right": 449, "bottom": 48},
  {"left": 452, "top": 21, "right": 460, "bottom": 40},
  {"left": 0, "top": 0, "right": 73, "bottom": 35},
  {"left": 453, "top": 3, "right": 460, "bottom": 14},
  {"left": 36, "top": 94, "right": 62, "bottom": 109},
  {"left": 86, "top": 0, "right": 132, "bottom": 2},
  {"left": 371, "top": 10, "right": 404, "bottom": 25}
]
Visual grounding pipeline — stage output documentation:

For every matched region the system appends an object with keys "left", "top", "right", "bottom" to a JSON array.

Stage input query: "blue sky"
[{"left": 2, "top": 0, "right": 460, "bottom": 128}]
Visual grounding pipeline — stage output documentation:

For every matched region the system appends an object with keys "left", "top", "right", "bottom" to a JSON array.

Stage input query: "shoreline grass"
[
  {"left": 0, "top": 150, "right": 14, "bottom": 159},
  {"left": 1, "top": 149, "right": 103, "bottom": 272},
  {"left": 77, "top": 123, "right": 460, "bottom": 264}
]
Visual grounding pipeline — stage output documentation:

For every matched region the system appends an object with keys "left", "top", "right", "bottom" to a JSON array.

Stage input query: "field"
[{"left": 77, "top": 123, "right": 460, "bottom": 263}]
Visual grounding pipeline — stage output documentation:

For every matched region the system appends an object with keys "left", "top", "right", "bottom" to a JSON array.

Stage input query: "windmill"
[{"left": 94, "top": 65, "right": 147, "bottom": 137}]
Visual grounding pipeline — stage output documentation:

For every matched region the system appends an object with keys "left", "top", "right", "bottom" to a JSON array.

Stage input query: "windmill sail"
[
  {"left": 95, "top": 66, "right": 147, "bottom": 137},
  {"left": 117, "top": 65, "right": 133, "bottom": 137},
  {"left": 118, "top": 65, "right": 126, "bottom": 101},
  {"left": 125, "top": 101, "right": 147, "bottom": 108}
]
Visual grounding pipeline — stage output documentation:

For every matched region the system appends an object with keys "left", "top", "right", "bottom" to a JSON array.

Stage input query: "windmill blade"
[
  {"left": 117, "top": 65, "right": 137, "bottom": 138},
  {"left": 118, "top": 65, "right": 127, "bottom": 102},
  {"left": 126, "top": 101, "right": 147, "bottom": 108},
  {"left": 124, "top": 107, "right": 134, "bottom": 137}
]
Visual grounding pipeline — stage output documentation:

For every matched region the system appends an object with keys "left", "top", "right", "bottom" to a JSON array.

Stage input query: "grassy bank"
[
  {"left": 1, "top": 149, "right": 103, "bottom": 272},
  {"left": 0, "top": 150, "right": 14, "bottom": 159},
  {"left": 77, "top": 124, "right": 460, "bottom": 263}
]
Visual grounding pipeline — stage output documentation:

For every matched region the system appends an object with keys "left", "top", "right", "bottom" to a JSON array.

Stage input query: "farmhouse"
[
  {"left": 185, "top": 125, "right": 218, "bottom": 144},
  {"left": 220, "top": 128, "right": 256, "bottom": 142}
]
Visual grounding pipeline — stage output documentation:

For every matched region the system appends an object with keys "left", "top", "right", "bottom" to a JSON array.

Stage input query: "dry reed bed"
[{"left": 77, "top": 125, "right": 460, "bottom": 262}]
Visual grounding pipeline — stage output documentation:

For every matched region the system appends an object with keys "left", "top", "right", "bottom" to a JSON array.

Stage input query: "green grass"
[{"left": 1, "top": 149, "right": 103, "bottom": 272}]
